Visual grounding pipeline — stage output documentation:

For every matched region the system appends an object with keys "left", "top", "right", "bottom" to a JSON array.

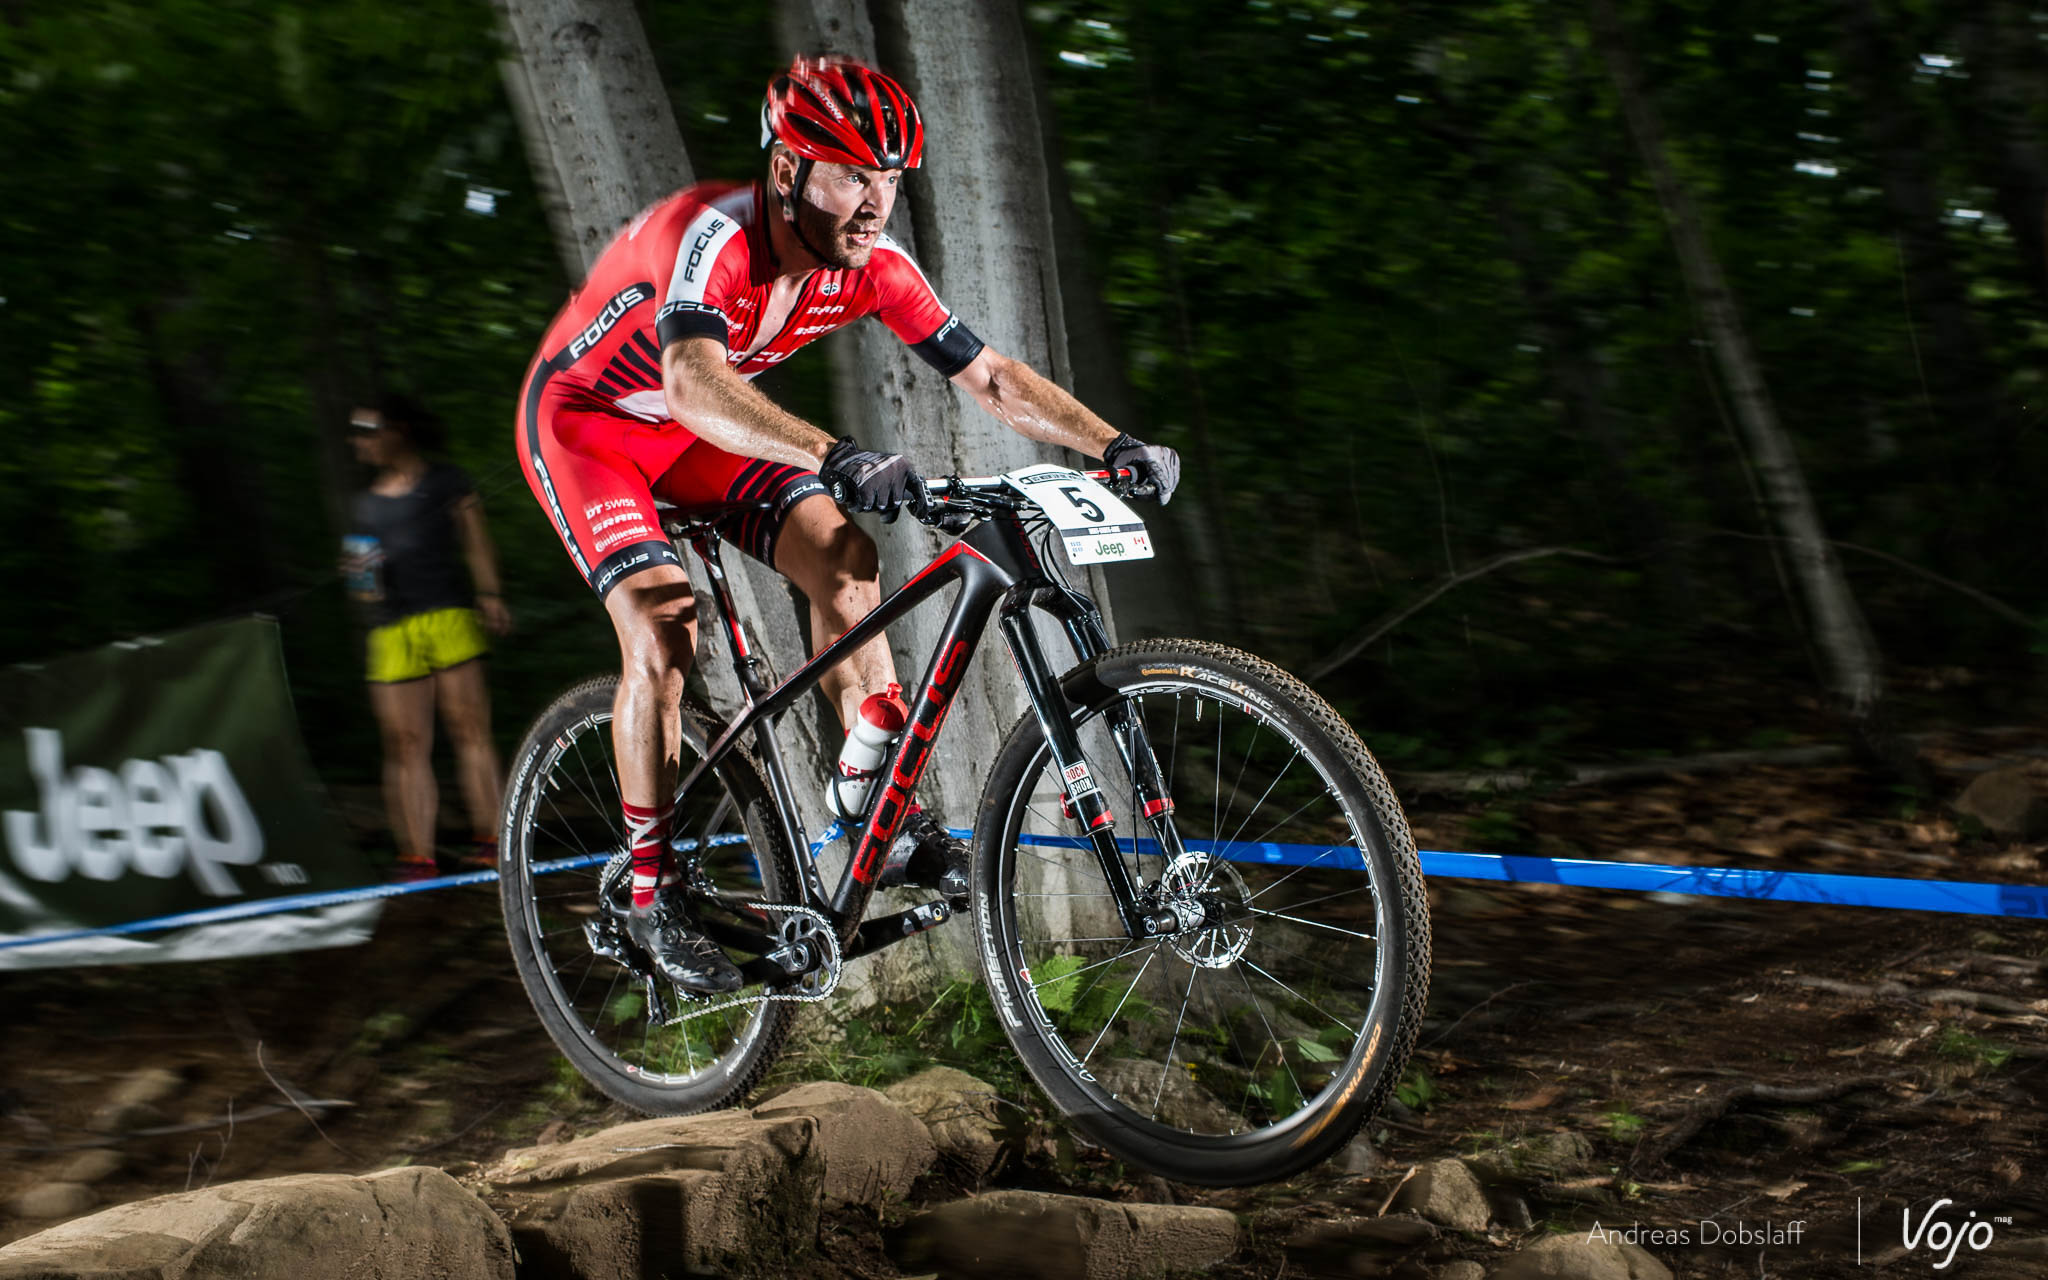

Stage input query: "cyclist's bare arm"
[
  {"left": 662, "top": 336, "right": 834, "bottom": 468},
  {"left": 950, "top": 347, "right": 1119, "bottom": 459}
]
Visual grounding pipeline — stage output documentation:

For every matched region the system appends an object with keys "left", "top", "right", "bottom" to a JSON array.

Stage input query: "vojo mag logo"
[
  {"left": 3, "top": 727, "right": 276, "bottom": 897},
  {"left": 1896, "top": 1198, "right": 2007, "bottom": 1271}
]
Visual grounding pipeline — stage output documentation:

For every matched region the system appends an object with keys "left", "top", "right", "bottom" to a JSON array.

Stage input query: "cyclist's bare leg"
[
  {"left": 773, "top": 493, "right": 897, "bottom": 730},
  {"left": 368, "top": 677, "right": 437, "bottom": 860},
  {"left": 603, "top": 565, "right": 699, "bottom": 814},
  {"left": 599, "top": 563, "right": 743, "bottom": 992}
]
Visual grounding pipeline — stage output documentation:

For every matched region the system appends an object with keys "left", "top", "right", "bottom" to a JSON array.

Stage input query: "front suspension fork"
[{"left": 1000, "top": 596, "right": 1190, "bottom": 939}]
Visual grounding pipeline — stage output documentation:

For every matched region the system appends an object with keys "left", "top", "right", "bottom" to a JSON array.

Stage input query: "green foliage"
[
  {"left": 1602, "top": 1107, "right": 1647, "bottom": 1139},
  {"left": 6, "top": 0, "right": 2048, "bottom": 789},
  {"left": 1394, "top": 1062, "right": 1440, "bottom": 1112},
  {"left": 1935, "top": 1028, "right": 2013, "bottom": 1070},
  {"left": 771, "top": 980, "right": 1023, "bottom": 1095}
]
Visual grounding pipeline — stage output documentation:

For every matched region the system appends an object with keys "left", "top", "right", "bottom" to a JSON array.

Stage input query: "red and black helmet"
[{"left": 762, "top": 55, "right": 924, "bottom": 171}]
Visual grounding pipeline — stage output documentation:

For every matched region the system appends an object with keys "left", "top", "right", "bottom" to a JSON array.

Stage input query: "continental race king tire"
[{"left": 971, "top": 641, "right": 1431, "bottom": 1185}]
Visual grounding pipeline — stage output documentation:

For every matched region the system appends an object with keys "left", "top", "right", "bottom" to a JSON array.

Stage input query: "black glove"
[
  {"left": 818, "top": 437, "right": 931, "bottom": 523},
  {"left": 1102, "top": 432, "right": 1181, "bottom": 506}
]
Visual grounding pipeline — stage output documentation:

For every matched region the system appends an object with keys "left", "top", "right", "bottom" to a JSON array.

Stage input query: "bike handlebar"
[{"left": 912, "top": 467, "right": 1155, "bottom": 531}]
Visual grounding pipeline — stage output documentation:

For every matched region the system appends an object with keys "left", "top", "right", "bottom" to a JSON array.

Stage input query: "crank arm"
[{"left": 841, "top": 899, "right": 954, "bottom": 962}]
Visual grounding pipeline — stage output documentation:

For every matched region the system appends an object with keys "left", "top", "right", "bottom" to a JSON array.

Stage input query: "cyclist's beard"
[{"left": 793, "top": 199, "right": 880, "bottom": 270}]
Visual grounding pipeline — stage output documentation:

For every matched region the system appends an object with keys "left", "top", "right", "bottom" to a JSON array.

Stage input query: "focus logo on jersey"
[
  {"left": 681, "top": 216, "right": 729, "bottom": 284},
  {"left": 569, "top": 284, "right": 650, "bottom": 361}
]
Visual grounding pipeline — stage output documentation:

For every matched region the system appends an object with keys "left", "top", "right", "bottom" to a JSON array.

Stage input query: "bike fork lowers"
[{"left": 997, "top": 600, "right": 1182, "bottom": 940}]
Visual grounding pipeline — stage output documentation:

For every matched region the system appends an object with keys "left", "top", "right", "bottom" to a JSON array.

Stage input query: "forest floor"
[{"left": 2, "top": 728, "right": 2045, "bottom": 1278}]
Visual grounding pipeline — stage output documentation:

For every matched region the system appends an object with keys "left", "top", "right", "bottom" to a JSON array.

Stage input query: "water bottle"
[
  {"left": 341, "top": 534, "right": 385, "bottom": 603},
  {"left": 829, "top": 683, "right": 907, "bottom": 821}
]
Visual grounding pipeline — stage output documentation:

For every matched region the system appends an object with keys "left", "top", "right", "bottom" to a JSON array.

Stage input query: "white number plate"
[{"left": 1000, "top": 464, "right": 1155, "bottom": 566}]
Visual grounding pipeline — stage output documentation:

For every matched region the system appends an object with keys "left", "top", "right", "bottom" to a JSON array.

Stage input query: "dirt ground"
[{"left": 2, "top": 729, "right": 2044, "bottom": 1278}]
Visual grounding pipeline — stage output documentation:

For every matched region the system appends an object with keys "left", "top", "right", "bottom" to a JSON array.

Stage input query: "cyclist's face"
[{"left": 793, "top": 161, "right": 901, "bottom": 268}]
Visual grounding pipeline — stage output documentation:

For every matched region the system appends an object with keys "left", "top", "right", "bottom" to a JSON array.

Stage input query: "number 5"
[{"left": 1059, "top": 486, "right": 1105, "bottom": 523}]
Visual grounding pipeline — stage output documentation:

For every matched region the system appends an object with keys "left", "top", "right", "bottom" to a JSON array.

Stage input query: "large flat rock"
[
  {"left": 0, "top": 1167, "right": 511, "bottom": 1280},
  {"left": 479, "top": 1082, "right": 935, "bottom": 1279},
  {"left": 900, "top": 1189, "right": 1239, "bottom": 1280}
]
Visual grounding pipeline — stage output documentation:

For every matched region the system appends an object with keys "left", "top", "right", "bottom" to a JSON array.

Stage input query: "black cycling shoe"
[
  {"left": 881, "top": 810, "right": 971, "bottom": 906},
  {"left": 616, "top": 896, "right": 745, "bottom": 995}
]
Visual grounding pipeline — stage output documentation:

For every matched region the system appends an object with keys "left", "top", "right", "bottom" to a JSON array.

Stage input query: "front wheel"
[{"left": 972, "top": 641, "right": 1431, "bottom": 1186}]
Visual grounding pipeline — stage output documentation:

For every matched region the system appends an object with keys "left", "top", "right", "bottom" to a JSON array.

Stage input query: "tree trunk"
[
  {"left": 491, "top": 0, "right": 693, "bottom": 270},
  {"left": 496, "top": 0, "right": 837, "bottom": 791},
  {"left": 1953, "top": 1, "right": 2048, "bottom": 311},
  {"left": 1837, "top": 0, "right": 2001, "bottom": 465},
  {"left": 781, "top": 0, "right": 1132, "bottom": 991},
  {"left": 1589, "top": 0, "right": 1887, "bottom": 720}
]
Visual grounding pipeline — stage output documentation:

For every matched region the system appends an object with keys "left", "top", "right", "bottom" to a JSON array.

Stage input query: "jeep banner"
[{"left": 0, "top": 617, "right": 379, "bottom": 969}]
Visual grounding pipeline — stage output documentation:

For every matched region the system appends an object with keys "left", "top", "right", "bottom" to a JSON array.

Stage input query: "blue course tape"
[{"left": 6, "top": 833, "right": 2046, "bottom": 953}]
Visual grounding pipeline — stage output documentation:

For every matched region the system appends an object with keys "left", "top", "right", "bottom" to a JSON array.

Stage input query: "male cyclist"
[{"left": 515, "top": 55, "right": 1180, "bottom": 994}]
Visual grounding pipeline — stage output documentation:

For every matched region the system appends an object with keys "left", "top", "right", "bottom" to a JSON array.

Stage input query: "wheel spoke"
[{"left": 989, "top": 652, "right": 1427, "bottom": 1177}]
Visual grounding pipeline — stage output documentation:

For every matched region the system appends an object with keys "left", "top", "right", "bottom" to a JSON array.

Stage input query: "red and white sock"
[{"left": 622, "top": 799, "right": 676, "bottom": 911}]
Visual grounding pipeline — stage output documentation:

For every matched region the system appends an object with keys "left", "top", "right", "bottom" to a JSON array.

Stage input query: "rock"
[
  {"left": 86, "top": 1069, "right": 183, "bottom": 1135},
  {"left": 1091, "top": 1059, "right": 1241, "bottom": 1133},
  {"left": 7, "top": 1183, "right": 96, "bottom": 1221},
  {"left": 1488, "top": 1234, "right": 1672, "bottom": 1280},
  {"left": 900, "top": 1189, "right": 1238, "bottom": 1280},
  {"left": 57, "top": 1150, "right": 124, "bottom": 1184},
  {"left": 1486, "top": 1190, "right": 1534, "bottom": 1232},
  {"left": 1954, "top": 768, "right": 2048, "bottom": 838},
  {"left": 1391, "top": 1160, "right": 1490, "bottom": 1232},
  {"left": 883, "top": 1067, "right": 1005, "bottom": 1180},
  {"left": 534, "top": 1119, "right": 575, "bottom": 1145},
  {"left": 483, "top": 1109, "right": 822, "bottom": 1280},
  {"left": 86, "top": 1102, "right": 165, "bottom": 1136},
  {"left": 0, "top": 1167, "right": 511, "bottom": 1280},
  {"left": 1337, "top": 1134, "right": 1385, "bottom": 1176},
  {"left": 1462, "top": 1132, "right": 1593, "bottom": 1187},
  {"left": 753, "top": 1080, "right": 936, "bottom": 1205},
  {"left": 104, "top": 1068, "right": 182, "bottom": 1111},
  {"left": 1437, "top": 1263, "right": 1486, "bottom": 1280}
]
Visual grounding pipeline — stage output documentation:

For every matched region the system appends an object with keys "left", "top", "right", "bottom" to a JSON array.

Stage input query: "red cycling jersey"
[{"left": 516, "top": 179, "right": 984, "bottom": 596}]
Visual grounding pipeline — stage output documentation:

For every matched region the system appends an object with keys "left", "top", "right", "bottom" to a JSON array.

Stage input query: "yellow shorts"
[{"left": 366, "top": 607, "right": 489, "bottom": 683}]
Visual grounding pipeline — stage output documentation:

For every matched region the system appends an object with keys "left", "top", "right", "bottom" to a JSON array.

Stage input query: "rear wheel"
[
  {"left": 972, "top": 641, "right": 1430, "bottom": 1185},
  {"left": 499, "top": 675, "right": 797, "bottom": 1114}
]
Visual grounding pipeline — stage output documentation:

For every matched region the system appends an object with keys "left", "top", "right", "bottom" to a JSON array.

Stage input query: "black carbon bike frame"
[{"left": 661, "top": 479, "right": 1190, "bottom": 984}]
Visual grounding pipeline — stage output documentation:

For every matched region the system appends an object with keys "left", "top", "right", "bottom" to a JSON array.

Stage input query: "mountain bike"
[{"left": 498, "top": 463, "right": 1431, "bottom": 1185}]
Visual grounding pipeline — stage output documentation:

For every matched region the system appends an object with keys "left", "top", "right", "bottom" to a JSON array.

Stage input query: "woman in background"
[{"left": 344, "top": 393, "right": 513, "bottom": 881}]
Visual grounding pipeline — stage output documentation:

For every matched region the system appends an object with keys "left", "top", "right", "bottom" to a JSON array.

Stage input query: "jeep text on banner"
[{"left": 0, "top": 616, "right": 379, "bottom": 968}]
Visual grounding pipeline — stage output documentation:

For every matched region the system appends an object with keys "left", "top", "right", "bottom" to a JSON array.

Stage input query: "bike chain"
[
  {"left": 655, "top": 901, "right": 843, "bottom": 1028},
  {"left": 589, "top": 850, "right": 843, "bottom": 1029}
]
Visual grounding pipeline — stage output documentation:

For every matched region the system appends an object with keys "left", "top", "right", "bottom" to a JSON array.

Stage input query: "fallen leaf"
[
  {"left": 1763, "top": 1179, "right": 1807, "bottom": 1200},
  {"left": 1505, "top": 1084, "right": 1563, "bottom": 1111}
]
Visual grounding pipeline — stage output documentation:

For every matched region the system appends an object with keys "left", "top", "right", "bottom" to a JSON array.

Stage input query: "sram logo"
[{"left": 4, "top": 728, "right": 266, "bottom": 896}]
